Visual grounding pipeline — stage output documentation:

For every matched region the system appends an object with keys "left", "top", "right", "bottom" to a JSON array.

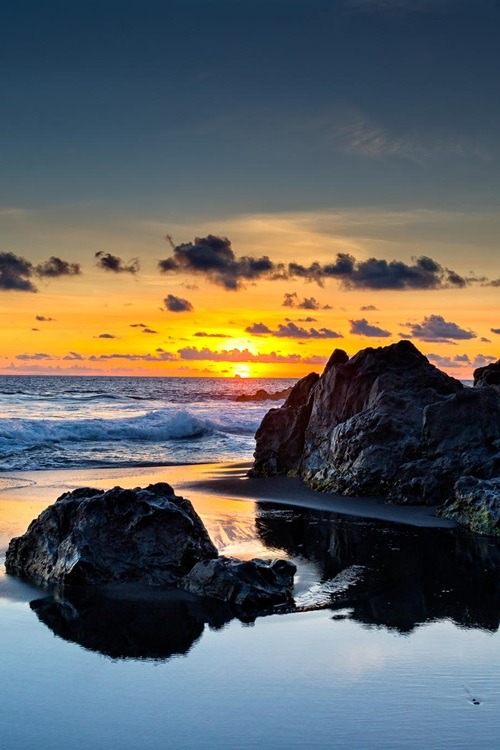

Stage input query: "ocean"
[{"left": 0, "top": 375, "right": 297, "bottom": 472}]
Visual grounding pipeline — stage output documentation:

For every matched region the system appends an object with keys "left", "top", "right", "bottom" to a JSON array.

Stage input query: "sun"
[{"left": 233, "top": 364, "right": 251, "bottom": 378}]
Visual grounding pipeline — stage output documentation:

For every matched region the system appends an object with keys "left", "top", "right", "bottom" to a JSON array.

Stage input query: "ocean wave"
[{"left": 0, "top": 408, "right": 257, "bottom": 454}]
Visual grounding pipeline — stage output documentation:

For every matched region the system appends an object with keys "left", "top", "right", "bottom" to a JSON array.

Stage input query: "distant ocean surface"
[{"left": 0, "top": 376, "right": 298, "bottom": 472}]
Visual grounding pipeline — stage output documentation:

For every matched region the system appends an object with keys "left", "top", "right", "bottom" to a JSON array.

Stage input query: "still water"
[{"left": 0, "top": 473, "right": 499, "bottom": 750}]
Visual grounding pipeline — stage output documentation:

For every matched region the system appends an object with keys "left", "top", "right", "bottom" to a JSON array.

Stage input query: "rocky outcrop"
[
  {"left": 474, "top": 359, "right": 500, "bottom": 389},
  {"left": 440, "top": 477, "right": 500, "bottom": 536},
  {"left": 181, "top": 557, "right": 296, "bottom": 609},
  {"left": 252, "top": 341, "right": 500, "bottom": 532},
  {"left": 6, "top": 482, "right": 297, "bottom": 608},
  {"left": 5, "top": 483, "right": 218, "bottom": 587},
  {"left": 235, "top": 387, "right": 292, "bottom": 402}
]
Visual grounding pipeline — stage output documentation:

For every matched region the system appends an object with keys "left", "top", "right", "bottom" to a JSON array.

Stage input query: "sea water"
[{"left": 0, "top": 375, "right": 296, "bottom": 471}]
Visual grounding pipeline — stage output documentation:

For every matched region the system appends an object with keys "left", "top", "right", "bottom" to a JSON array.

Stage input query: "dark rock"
[
  {"left": 251, "top": 371, "right": 320, "bottom": 476},
  {"left": 252, "top": 341, "right": 500, "bottom": 525},
  {"left": 181, "top": 556, "right": 296, "bottom": 609},
  {"left": 235, "top": 387, "right": 292, "bottom": 402},
  {"left": 474, "top": 359, "right": 500, "bottom": 389},
  {"left": 440, "top": 476, "right": 500, "bottom": 536},
  {"left": 5, "top": 483, "right": 218, "bottom": 587}
]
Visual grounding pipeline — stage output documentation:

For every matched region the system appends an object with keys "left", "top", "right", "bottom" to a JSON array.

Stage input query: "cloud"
[
  {"left": 63, "top": 352, "right": 84, "bottom": 361},
  {"left": 35, "top": 315, "right": 55, "bottom": 322},
  {"left": 403, "top": 314, "right": 477, "bottom": 342},
  {"left": 194, "top": 331, "right": 228, "bottom": 338},
  {"left": 0, "top": 252, "right": 81, "bottom": 292},
  {"left": 360, "top": 305, "right": 379, "bottom": 311},
  {"left": 95, "top": 333, "right": 117, "bottom": 339},
  {"left": 491, "top": 328, "right": 500, "bottom": 335},
  {"left": 246, "top": 321, "right": 342, "bottom": 339},
  {"left": 89, "top": 351, "right": 177, "bottom": 362},
  {"left": 95, "top": 252, "right": 139, "bottom": 274},
  {"left": 142, "top": 328, "right": 158, "bottom": 334},
  {"left": 427, "top": 353, "right": 495, "bottom": 370},
  {"left": 35, "top": 256, "right": 81, "bottom": 278},
  {"left": 177, "top": 346, "right": 326, "bottom": 365},
  {"left": 480, "top": 337, "right": 492, "bottom": 343},
  {"left": 130, "top": 323, "right": 148, "bottom": 328},
  {"left": 473, "top": 354, "right": 497, "bottom": 367},
  {"left": 159, "top": 234, "right": 277, "bottom": 291},
  {"left": 32, "top": 328, "right": 40, "bottom": 331},
  {"left": 160, "top": 235, "right": 484, "bottom": 293},
  {"left": 282, "top": 292, "right": 331, "bottom": 309},
  {"left": 0, "top": 251, "right": 38, "bottom": 292},
  {"left": 15, "top": 352, "right": 53, "bottom": 360},
  {"left": 246, "top": 323, "right": 272, "bottom": 335},
  {"left": 296, "top": 316, "right": 318, "bottom": 322},
  {"left": 164, "top": 294, "right": 194, "bottom": 312},
  {"left": 349, "top": 318, "right": 392, "bottom": 337}
]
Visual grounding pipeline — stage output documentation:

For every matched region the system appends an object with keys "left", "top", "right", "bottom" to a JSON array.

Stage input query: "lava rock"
[
  {"left": 474, "top": 359, "right": 500, "bottom": 389},
  {"left": 180, "top": 556, "right": 296, "bottom": 609},
  {"left": 440, "top": 476, "right": 500, "bottom": 536},
  {"left": 5, "top": 483, "right": 218, "bottom": 587},
  {"left": 251, "top": 341, "right": 500, "bottom": 523}
]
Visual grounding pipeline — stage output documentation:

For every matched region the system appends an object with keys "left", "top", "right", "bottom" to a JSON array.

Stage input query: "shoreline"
[{"left": 0, "top": 461, "right": 456, "bottom": 557}]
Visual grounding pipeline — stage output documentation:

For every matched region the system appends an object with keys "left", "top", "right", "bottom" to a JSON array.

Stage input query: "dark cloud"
[
  {"left": 194, "top": 331, "right": 228, "bottom": 338},
  {"left": 164, "top": 294, "right": 194, "bottom": 312},
  {"left": 95, "top": 333, "right": 117, "bottom": 339},
  {"left": 360, "top": 305, "right": 379, "bottom": 311},
  {"left": 282, "top": 292, "right": 331, "bottom": 309},
  {"left": 473, "top": 354, "right": 497, "bottom": 367},
  {"left": 297, "top": 316, "right": 318, "bottom": 323},
  {"left": 130, "top": 323, "right": 147, "bottom": 328},
  {"left": 491, "top": 328, "right": 500, "bottom": 335},
  {"left": 89, "top": 351, "right": 176, "bottom": 362},
  {"left": 349, "top": 318, "right": 392, "bottom": 337},
  {"left": 403, "top": 314, "right": 477, "bottom": 342},
  {"left": 95, "top": 252, "right": 140, "bottom": 275},
  {"left": 160, "top": 234, "right": 277, "bottom": 291},
  {"left": 159, "top": 235, "right": 488, "bottom": 293},
  {"left": 63, "top": 352, "right": 84, "bottom": 361},
  {"left": 177, "top": 346, "right": 326, "bottom": 364},
  {"left": 15, "top": 352, "right": 53, "bottom": 360},
  {"left": 0, "top": 251, "right": 37, "bottom": 292},
  {"left": 246, "top": 321, "right": 342, "bottom": 339},
  {"left": 32, "top": 328, "right": 40, "bottom": 331},
  {"left": 35, "top": 256, "right": 81, "bottom": 278},
  {"left": 35, "top": 315, "right": 55, "bottom": 322},
  {"left": 480, "top": 337, "right": 492, "bottom": 342},
  {"left": 246, "top": 323, "right": 272, "bottom": 335},
  {"left": 142, "top": 328, "right": 158, "bottom": 334}
]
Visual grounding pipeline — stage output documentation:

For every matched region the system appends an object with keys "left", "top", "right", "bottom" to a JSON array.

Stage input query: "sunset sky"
[{"left": 1, "top": 0, "right": 499, "bottom": 378}]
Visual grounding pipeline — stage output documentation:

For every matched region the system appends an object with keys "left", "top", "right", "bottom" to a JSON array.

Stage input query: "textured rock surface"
[
  {"left": 181, "top": 556, "right": 296, "bottom": 609},
  {"left": 235, "top": 386, "right": 292, "bottom": 402},
  {"left": 474, "top": 359, "right": 500, "bottom": 389},
  {"left": 440, "top": 477, "right": 500, "bottom": 536},
  {"left": 5, "top": 483, "right": 218, "bottom": 587},
  {"left": 252, "top": 341, "right": 500, "bottom": 526}
]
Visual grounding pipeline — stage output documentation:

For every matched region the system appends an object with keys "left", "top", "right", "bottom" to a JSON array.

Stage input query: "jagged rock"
[
  {"left": 235, "top": 387, "right": 292, "bottom": 402},
  {"left": 474, "top": 359, "right": 500, "bottom": 389},
  {"left": 5, "top": 483, "right": 218, "bottom": 587},
  {"left": 251, "top": 371, "right": 321, "bottom": 476},
  {"left": 252, "top": 341, "right": 500, "bottom": 523},
  {"left": 440, "top": 477, "right": 500, "bottom": 536},
  {"left": 181, "top": 556, "right": 296, "bottom": 609}
]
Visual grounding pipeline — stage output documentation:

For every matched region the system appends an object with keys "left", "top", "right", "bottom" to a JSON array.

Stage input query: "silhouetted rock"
[
  {"left": 235, "top": 387, "right": 292, "bottom": 402},
  {"left": 251, "top": 371, "right": 321, "bottom": 476},
  {"left": 441, "top": 476, "right": 500, "bottom": 536},
  {"left": 474, "top": 359, "right": 500, "bottom": 389},
  {"left": 181, "top": 556, "right": 296, "bottom": 609},
  {"left": 252, "top": 341, "right": 500, "bottom": 530},
  {"left": 6, "top": 483, "right": 218, "bottom": 587}
]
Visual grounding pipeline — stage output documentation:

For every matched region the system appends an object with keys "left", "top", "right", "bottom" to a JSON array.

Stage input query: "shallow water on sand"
[{"left": 0, "top": 465, "right": 499, "bottom": 750}]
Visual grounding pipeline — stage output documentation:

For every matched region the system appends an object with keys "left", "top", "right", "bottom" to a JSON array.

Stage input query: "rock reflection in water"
[
  {"left": 30, "top": 586, "right": 235, "bottom": 660},
  {"left": 255, "top": 503, "right": 500, "bottom": 633}
]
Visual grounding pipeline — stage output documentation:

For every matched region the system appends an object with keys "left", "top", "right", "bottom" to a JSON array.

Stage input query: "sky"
[{"left": 0, "top": 0, "right": 499, "bottom": 378}]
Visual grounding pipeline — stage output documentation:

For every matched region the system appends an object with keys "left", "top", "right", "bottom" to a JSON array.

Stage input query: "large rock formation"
[
  {"left": 474, "top": 359, "right": 500, "bottom": 389},
  {"left": 252, "top": 341, "right": 500, "bottom": 534},
  {"left": 5, "top": 482, "right": 297, "bottom": 609}
]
